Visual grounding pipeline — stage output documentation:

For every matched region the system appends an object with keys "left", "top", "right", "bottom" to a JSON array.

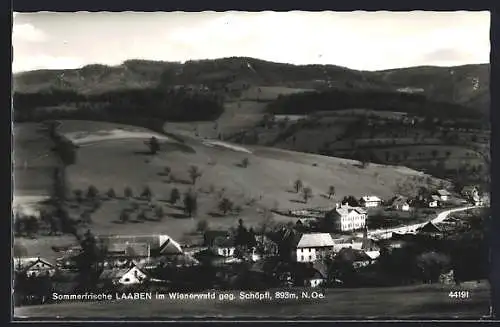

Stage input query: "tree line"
[
  {"left": 266, "top": 89, "right": 483, "bottom": 120},
  {"left": 13, "top": 86, "right": 225, "bottom": 123}
]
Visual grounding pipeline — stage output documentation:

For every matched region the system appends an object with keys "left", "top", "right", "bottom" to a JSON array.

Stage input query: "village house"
[
  {"left": 417, "top": 221, "right": 445, "bottom": 239},
  {"left": 461, "top": 186, "right": 482, "bottom": 205},
  {"left": 388, "top": 195, "right": 411, "bottom": 211},
  {"left": 13, "top": 257, "right": 56, "bottom": 277},
  {"left": 360, "top": 196, "right": 382, "bottom": 208},
  {"left": 292, "top": 233, "right": 335, "bottom": 263},
  {"left": 428, "top": 195, "right": 440, "bottom": 208},
  {"left": 99, "top": 262, "right": 149, "bottom": 286},
  {"left": 331, "top": 236, "right": 363, "bottom": 252},
  {"left": 435, "top": 189, "right": 452, "bottom": 202},
  {"left": 325, "top": 204, "right": 367, "bottom": 232},
  {"left": 299, "top": 262, "right": 328, "bottom": 288},
  {"left": 203, "top": 230, "right": 236, "bottom": 257}
]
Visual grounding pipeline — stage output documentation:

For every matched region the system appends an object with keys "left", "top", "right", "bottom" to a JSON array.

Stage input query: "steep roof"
[
  {"left": 332, "top": 205, "right": 367, "bottom": 217},
  {"left": 296, "top": 233, "right": 335, "bottom": 248},
  {"left": 461, "top": 186, "right": 478, "bottom": 194},
  {"left": 13, "top": 257, "right": 54, "bottom": 271},
  {"left": 437, "top": 189, "right": 452, "bottom": 196},
  {"left": 361, "top": 196, "right": 382, "bottom": 202},
  {"left": 418, "top": 221, "right": 442, "bottom": 234},
  {"left": 107, "top": 242, "right": 150, "bottom": 257},
  {"left": 390, "top": 195, "right": 409, "bottom": 206},
  {"left": 431, "top": 195, "right": 441, "bottom": 201}
]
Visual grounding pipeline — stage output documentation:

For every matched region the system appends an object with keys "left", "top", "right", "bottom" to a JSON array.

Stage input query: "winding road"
[{"left": 367, "top": 205, "right": 483, "bottom": 240}]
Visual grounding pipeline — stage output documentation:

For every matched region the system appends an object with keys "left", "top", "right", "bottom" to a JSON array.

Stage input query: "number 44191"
[{"left": 449, "top": 291, "right": 470, "bottom": 299}]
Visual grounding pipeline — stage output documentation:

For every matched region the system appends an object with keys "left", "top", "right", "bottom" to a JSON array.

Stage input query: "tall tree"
[
  {"left": 147, "top": 136, "right": 160, "bottom": 155},
  {"left": 328, "top": 185, "right": 336, "bottom": 199},
  {"left": 302, "top": 187, "right": 313, "bottom": 203},
  {"left": 183, "top": 191, "right": 198, "bottom": 217},
  {"left": 170, "top": 188, "right": 181, "bottom": 204},
  {"left": 218, "top": 198, "right": 234, "bottom": 215},
  {"left": 188, "top": 165, "right": 202, "bottom": 185},
  {"left": 293, "top": 179, "right": 303, "bottom": 193}
]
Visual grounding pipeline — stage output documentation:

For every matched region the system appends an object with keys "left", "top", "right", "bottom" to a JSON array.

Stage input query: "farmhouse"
[
  {"left": 203, "top": 230, "right": 236, "bottom": 257},
  {"left": 435, "top": 189, "right": 452, "bottom": 201},
  {"left": 299, "top": 262, "right": 328, "bottom": 288},
  {"left": 325, "top": 204, "right": 367, "bottom": 232},
  {"left": 99, "top": 262, "right": 148, "bottom": 286},
  {"left": 13, "top": 257, "right": 55, "bottom": 277},
  {"left": 417, "top": 221, "right": 444, "bottom": 237},
  {"left": 360, "top": 196, "right": 382, "bottom": 208},
  {"left": 292, "top": 233, "right": 335, "bottom": 263},
  {"left": 389, "top": 195, "right": 410, "bottom": 211},
  {"left": 428, "top": 195, "right": 440, "bottom": 208},
  {"left": 97, "top": 234, "right": 183, "bottom": 257},
  {"left": 461, "top": 186, "right": 481, "bottom": 205}
]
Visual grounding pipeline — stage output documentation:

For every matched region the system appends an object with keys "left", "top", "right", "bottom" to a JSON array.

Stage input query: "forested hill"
[{"left": 14, "top": 58, "right": 489, "bottom": 113}]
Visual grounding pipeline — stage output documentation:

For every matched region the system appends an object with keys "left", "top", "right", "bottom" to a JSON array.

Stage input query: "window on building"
[
  {"left": 309, "top": 256, "right": 312, "bottom": 261},
  {"left": 301, "top": 256, "right": 304, "bottom": 261}
]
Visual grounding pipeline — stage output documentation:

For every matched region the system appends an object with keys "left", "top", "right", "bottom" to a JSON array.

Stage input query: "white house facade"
[
  {"left": 360, "top": 196, "right": 382, "bottom": 208},
  {"left": 293, "top": 233, "right": 335, "bottom": 263},
  {"left": 327, "top": 204, "right": 367, "bottom": 232}
]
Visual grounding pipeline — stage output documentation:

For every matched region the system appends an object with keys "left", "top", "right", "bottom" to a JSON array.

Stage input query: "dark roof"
[
  {"left": 204, "top": 230, "right": 230, "bottom": 245},
  {"left": 389, "top": 195, "right": 409, "bottom": 206},
  {"left": 418, "top": 222, "right": 442, "bottom": 234},
  {"left": 107, "top": 242, "right": 150, "bottom": 257},
  {"left": 436, "top": 189, "right": 452, "bottom": 196},
  {"left": 336, "top": 247, "right": 372, "bottom": 262},
  {"left": 213, "top": 236, "right": 235, "bottom": 247}
]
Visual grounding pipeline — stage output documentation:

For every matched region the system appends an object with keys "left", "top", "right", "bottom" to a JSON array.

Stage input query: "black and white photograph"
[{"left": 12, "top": 10, "right": 495, "bottom": 320}]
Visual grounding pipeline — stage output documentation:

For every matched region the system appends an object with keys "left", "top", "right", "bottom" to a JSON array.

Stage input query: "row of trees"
[{"left": 13, "top": 87, "right": 225, "bottom": 123}]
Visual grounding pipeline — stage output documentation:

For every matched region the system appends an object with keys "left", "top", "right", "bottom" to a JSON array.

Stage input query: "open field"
[
  {"left": 240, "top": 86, "right": 315, "bottom": 101},
  {"left": 14, "top": 281, "right": 491, "bottom": 319},
  {"left": 13, "top": 120, "right": 446, "bottom": 261},
  {"left": 13, "top": 123, "right": 60, "bottom": 197}
]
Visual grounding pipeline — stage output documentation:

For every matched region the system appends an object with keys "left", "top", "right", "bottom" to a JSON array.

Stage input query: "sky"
[{"left": 12, "top": 11, "right": 491, "bottom": 73}]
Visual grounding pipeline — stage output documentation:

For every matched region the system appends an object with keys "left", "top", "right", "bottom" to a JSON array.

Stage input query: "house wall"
[
  {"left": 306, "top": 278, "right": 324, "bottom": 288},
  {"left": 429, "top": 201, "right": 438, "bottom": 208},
  {"left": 118, "top": 267, "right": 147, "bottom": 285},
  {"left": 294, "top": 248, "right": 317, "bottom": 262},
  {"left": 339, "top": 213, "right": 366, "bottom": 231},
  {"left": 216, "top": 247, "right": 235, "bottom": 257},
  {"left": 364, "top": 201, "right": 380, "bottom": 208}
]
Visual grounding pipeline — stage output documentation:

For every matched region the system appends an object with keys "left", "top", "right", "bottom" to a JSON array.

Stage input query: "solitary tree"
[
  {"left": 141, "top": 185, "right": 153, "bottom": 201},
  {"left": 106, "top": 188, "right": 116, "bottom": 199},
  {"left": 188, "top": 166, "right": 202, "bottom": 185},
  {"left": 73, "top": 189, "right": 83, "bottom": 203},
  {"left": 164, "top": 166, "right": 171, "bottom": 176},
  {"left": 154, "top": 206, "right": 164, "bottom": 219},
  {"left": 302, "top": 187, "right": 313, "bottom": 203},
  {"left": 241, "top": 157, "right": 250, "bottom": 168},
  {"left": 86, "top": 185, "right": 99, "bottom": 200},
  {"left": 293, "top": 179, "right": 303, "bottom": 193},
  {"left": 183, "top": 191, "right": 198, "bottom": 217},
  {"left": 124, "top": 186, "right": 133, "bottom": 199},
  {"left": 170, "top": 188, "right": 181, "bottom": 204},
  {"left": 328, "top": 185, "right": 336, "bottom": 199},
  {"left": 218, "top": 197, "right": 234, "bottom": 215},
  {"left": 196, "top": 219, "right": 209, "bottom": 233},
  {"left": 147, "top": 136, "right": 160, "bottom": 155},
  {"left": 119, "top": 210, "right": 130, "bottom": 223}
]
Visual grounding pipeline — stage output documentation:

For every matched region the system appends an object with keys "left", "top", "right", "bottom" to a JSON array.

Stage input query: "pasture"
[{"left": 15, "top": 120, "right": 445, "bottom": 261}]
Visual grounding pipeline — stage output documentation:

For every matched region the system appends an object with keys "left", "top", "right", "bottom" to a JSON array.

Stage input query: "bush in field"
[
  {"left": 241, "top": 157, "right": 250, "bottom": 168},
  {"left": 124, "top": 186, "right": 134, "bottom": 198},
  {"left": 154, "top": 206, "right": 165, "bottom": 219},
  {"left": 106, "top": 188, "right": 116, "bottom": 199},
  {"left": 293, "top": 179, "right": 303, "bottom": 193},
  {"left": 170, "top": 188, "right": 181, "bottom": 204},
  {"left": 328, "top": 185, "right": 336, "bottom": 199},
  {"left": 188, "top": 165, "right": 202, "bottom": 185},
  {"left": 218, "top": 197, "right": 234, "bottom": 215},
  {"left": 302, "top": 187, "right": 313, "bottom": 203},
  {"left": 196, "top": 219, "right": 209, "bottom": 232},
  {"left": 183, "top": 190, "right": 198, "bottom": 217},
  {"left": 86, "top": 185, "right": 99, "bottom": 200},
  {"left": 141, "top": 185, "right": 153, "bottom": 201},
  {"left": 119, "top": 210, "right": 130, "bottom": 223},
  {"left": 73, "top": 189, "right": 83, "bottom": 203}
]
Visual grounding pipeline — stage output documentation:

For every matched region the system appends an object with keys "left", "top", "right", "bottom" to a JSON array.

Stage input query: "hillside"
[
  {"left": 13, "top": 120, "right": 447, "bottom": 261},
  {"left": 13, "top": 58, "right": 489, "bottom": 115}
]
